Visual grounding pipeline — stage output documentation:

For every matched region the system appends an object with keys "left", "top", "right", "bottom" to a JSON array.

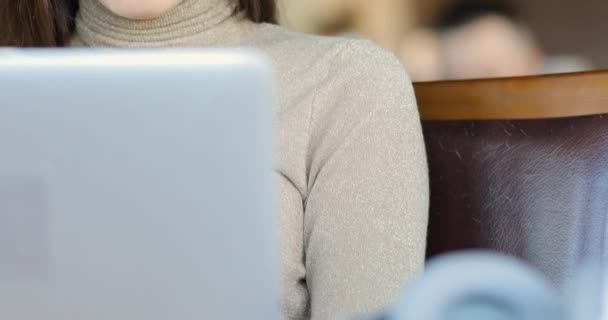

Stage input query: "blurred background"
[{"left": 276, "top": 0, "right": 606, "bottom": 82}]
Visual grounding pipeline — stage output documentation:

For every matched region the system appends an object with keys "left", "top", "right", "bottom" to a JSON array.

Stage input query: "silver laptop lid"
[{"left": 0, "top": 49, "right": 279, "bottom": 320}]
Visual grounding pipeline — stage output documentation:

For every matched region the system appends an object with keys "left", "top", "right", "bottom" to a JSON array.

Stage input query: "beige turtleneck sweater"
[{"left": 71, "top": 0, "right": 429, "bottom": 319}]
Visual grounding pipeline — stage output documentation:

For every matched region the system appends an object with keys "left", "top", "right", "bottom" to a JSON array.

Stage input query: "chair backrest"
[{"left": 414, "top": 71, "right": 608, "bottom": 287}]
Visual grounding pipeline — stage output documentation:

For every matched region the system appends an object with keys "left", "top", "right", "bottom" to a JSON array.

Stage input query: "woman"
[{"left": 1, "top": 0, "right": 429, "bottom": 319}]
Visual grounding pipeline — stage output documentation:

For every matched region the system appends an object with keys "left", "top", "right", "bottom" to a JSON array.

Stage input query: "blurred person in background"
[
  {"left": 433, "top": 0, "right": 544, "bottom": 80},
  {"left": 280, "top": 0, "right": 545, "bottom": 81},
  {"left": 400, "top": 0, "right": 543, "bottom": 81},
  {"left": 278, "top": 0, "right": 415, "bottom": 52},
  {"left": 399, "top": 28, "right": 443, "bottom": 81},
  {"left": 399, "top": 0, "right": 593, "bottom": 81}
]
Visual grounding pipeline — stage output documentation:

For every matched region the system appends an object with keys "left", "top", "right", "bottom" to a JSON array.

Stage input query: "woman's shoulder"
[
  {"left": 251, "top": 24, "right": 405, "bottom": 75},
  {"left": 250, "top": 24, "right": 422, "bottom": 143},
  {"left": 247, "top": 23, "right": 415, "bottom": 106}
]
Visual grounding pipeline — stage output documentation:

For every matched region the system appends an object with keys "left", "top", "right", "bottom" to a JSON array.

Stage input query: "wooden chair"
[{"left": 414, "top": 71, "right": 608, "bottom": 287}]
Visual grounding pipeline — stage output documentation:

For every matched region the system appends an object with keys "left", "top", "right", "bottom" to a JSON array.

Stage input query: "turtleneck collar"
[{"left": 74, "top": 0, "right": 246, "bottom": 47}]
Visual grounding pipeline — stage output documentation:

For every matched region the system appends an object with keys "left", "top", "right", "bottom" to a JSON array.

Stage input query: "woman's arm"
[{"left": 304, "top": 40, "right": 429, "bottom": 319}]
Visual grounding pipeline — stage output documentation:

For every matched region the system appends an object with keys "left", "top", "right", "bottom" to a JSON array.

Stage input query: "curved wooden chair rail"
[
  {"left": 415, "top": 70, "right": 608, "bottom": 286},
  {"left": 414, "top": 70, "right": 608, "bottom": 121}
]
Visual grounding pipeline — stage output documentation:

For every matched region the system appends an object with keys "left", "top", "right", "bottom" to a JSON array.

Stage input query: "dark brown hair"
[{"left": 0, "top": 0, "right": 275, "bottom": 47}]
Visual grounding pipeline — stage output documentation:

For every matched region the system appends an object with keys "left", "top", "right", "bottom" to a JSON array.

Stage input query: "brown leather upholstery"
[{"left": 414, "top": 71, "right": 608, "bottom": 287}]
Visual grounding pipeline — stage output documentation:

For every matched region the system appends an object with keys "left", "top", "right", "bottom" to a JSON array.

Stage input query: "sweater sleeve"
[{"left": 303, "top": 40, "right": 429, "bottom": 319}]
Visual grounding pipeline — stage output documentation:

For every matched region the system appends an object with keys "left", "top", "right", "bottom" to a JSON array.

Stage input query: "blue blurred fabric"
[{"left": 376, "top": 251, "right": 566, "bottom": 320}]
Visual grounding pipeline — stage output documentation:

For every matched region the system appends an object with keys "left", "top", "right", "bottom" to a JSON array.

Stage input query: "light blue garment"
[
  {"left": 564, "top": 260, "right": 605, "bottom": 320},
  {"left": 380, "top": 251, "right": 565, "bottom": 320}
]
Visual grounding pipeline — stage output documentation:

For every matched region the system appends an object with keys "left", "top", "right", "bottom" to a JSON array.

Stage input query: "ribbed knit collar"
[{"left": 74, "top": 0, "right": 242, "bottom": 47}]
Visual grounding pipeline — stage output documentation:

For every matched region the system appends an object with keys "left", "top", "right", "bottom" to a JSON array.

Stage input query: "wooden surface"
[{"left": 414, "top": 71, "right": 608, "bottom": 121}]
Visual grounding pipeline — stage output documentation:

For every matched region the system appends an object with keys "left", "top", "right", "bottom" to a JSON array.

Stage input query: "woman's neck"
[{"left": 74, "top": 0, "right": 243, "bottom": 47}]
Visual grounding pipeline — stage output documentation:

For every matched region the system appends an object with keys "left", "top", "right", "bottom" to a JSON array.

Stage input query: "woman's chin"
[{"left": 98, "top": 0, "right": 183, "bottom": 19}]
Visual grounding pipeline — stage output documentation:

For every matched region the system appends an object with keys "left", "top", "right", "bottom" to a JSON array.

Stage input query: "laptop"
[{"left": 0, "top": 49, "right": 279, "bottom": 320}]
